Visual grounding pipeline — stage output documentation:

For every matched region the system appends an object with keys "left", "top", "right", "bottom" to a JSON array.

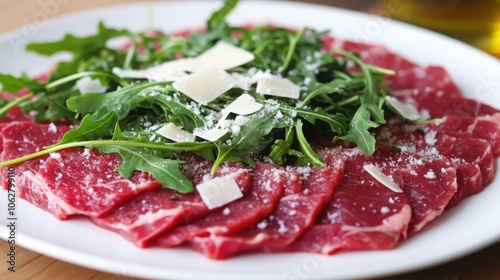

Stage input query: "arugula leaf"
[
  {"left": 19, "top": 89, "right": 80, "bottom": 122},
  {"left": 0, "top": 0, "right": 398, "bottom": 194},
  {"left": 66, "top": 82, "right": 168, "bottom": 119},
  {"left": 207, "top": 0, "right": 239, "bottom": 30},
  {"left": 26, "top": 22, "right": 132, "bottom": 77},
  {"left": 300, "top": 78, "right": 364, "bottom": 108},
  {"left": 332, "top": 51, "right": 387, "bottom": 155},
  {"left": 26, "top": 22, "right": 130, "bottom": 56},
  {"left": 268, "top": 126, "right": 296, "bottom": 165},
  {"left": 96, "top": 125, "right": 193, "bottom": 193},
  {"left": 212, "top": 107, "right": 291, "bottom": 174},
  {"left": 0, "top": 99, "right": 8, "bottom": 108},
  {"left": 0, "top": 73, "right": 44, "bottom": 93},
  {"left": 138, "top": 90, "right": 206, "bottom": 131},
  {"left": 295, "top": 107, "right": 346, "bottom": 134},
  {"left": 53, "top": 112, "right": 118, "bottom": 146},
  {"left": 338, "top": 105, "right": 380, "bottom": 155},
  {"left": 115, "top": 148, "right": 192, "bottom": 193}
]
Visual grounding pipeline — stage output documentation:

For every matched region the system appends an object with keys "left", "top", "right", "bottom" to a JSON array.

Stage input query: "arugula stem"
[
  {"left": 46, "top": 71, "right": 128, "bottom": 90},
  {"left": 322, "top": 95, "right": 360, "bottom": 112},
  {"left": 295, "top": 119, "right": 325, "bottom": 168},
  {"left": 281, "top": 105, "right": 340, "bottom": 127},
  {"left": 122, "top": 41, "right": 137, "bottom": 70},
  {"left": 0, "top": 140, "right": 214, "bottom": 167},
  {"left": 337, "top": 95, "right": 360, "bottom": 107},
  {"left": 333, "top": 71, "right": 351, "bottom": 80},
  {"left": 367, "top": 65, "right": 396, "bottom": 76},
  {"left": 281, "top": 27, "right": 306, "bottom": 74},
  {"left": 0, "top": 92, "right": 34, "bottom": 117}
]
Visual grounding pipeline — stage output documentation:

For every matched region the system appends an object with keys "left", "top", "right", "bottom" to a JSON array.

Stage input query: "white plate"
[{"left": 1, "top": 1, "right": 500, "bottom": 279}]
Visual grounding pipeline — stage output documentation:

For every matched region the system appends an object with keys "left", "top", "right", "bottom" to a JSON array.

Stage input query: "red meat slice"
[
  {"left": 323, "top": 37, "right": 461, "bottom": 97},
  {"left": 31, "top": 148, "right": 161, "bottom": 218},
  {"left": 0, "top": 106, "right": 32, "bottom": 123},
  {"left": 291, "top": 146, "right": 456, "bottom": 253},
  {"left": 288, "top": 148, "right": 411, "bottom": 254},
  {"left": 1, "top": 122, "right": 162, "bottom": 219},
  {"left": 390, "top": 88, "right": 499, "bottom": 118},
  {"left": 441, "top": 137, "right": 494, "bottom": 207},
  {"left": 388, "top": 65, "right": 462, "bottom": 97},
  {"left": 153, "top": 162, "right": 286, "bottom": 249},
  {"left": 187, "top": 150, "right": 344, "bottom": 259},
  {"left": 430, "top": 113, "right": 500, "bottom": 156},
  {"left": 0, "top": 122, "right": 70, "bottom": 218},
  {"left": 0, "top": 122, "right": 69, "bottom": 174},
  {"left": 384, "top": 150, "right": 457, "bottom": 235},
  {"left": 376, "top": 120, "right": 495, "bottom": 208},
  {"left": 91, "top": 154, "right": 252, "bottom": 247}
]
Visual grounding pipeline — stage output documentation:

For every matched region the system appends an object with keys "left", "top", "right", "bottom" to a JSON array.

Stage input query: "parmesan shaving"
[
  {"left": 256, "top": 75, "right": 300, "bottom": 99},
  {"left": 363, "top": 164, "right": 403, "bottom": 193},
  {"left": 157, "top": 123, "right": 196, "bottom": 143},
  {"left": 386, "top": 96, "right": 421, "bottom": 121},
  {"left": 173, "top": 67, "right": 236, "bottom": 104}
]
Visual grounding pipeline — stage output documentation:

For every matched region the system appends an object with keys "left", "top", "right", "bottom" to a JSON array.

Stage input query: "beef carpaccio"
[{"left": 1, "top": 19, "right": 499, "bottom": 261}]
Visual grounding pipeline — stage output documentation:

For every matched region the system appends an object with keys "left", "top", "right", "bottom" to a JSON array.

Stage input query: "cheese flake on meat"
[
  {"left": 363, "top": 164, "right": 404, "bottom": 193},
  {"left": 386, "top": 96, "right": 422, "bottom": 121},
  {"left": 196, "top": 173, "right": 243, "bottom": 210}
]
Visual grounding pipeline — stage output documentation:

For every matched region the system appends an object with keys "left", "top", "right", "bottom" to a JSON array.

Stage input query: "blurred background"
[{"left": 0, "top": 0, "right": 498, "bottom": 57}]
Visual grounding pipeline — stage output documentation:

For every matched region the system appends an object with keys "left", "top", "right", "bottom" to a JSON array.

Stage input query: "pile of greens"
[{"left": 0, "top": 0, "right": 394, "bottom": 193}]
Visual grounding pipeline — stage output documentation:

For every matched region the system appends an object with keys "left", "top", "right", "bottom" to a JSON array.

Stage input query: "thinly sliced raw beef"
[
  {"left": 440, "top": 137, "right": 494, "bottom": 207},
  {"left": 30, "top": 148, "right": 161, "bottom": 218},
  {"left": 382, "top": 149, "right": 457, "bottom": 235},
  {"left": 91, "top": 154, "right": 252, "bottom": 247},
  {"left": 0, "top": 106, "right": 32, "bottom": 123},
  {"left": 1, "top": 122, "right": 162, "bottom": 219},
  {"left": 323, "top": 37, "right": 461, "bottom": 97},
  {"left": 0, "top": 122, "right": 69, "bottom": 178},
  {"left": 390, "top": 88, "right": 499, "bottom": 118},
  {"left": 376, "top": 120, "right": 495, "bottom": 208},
  {"left": 0, "top": 122, "right": 70, "bottom": 218},
  {"left": 187, "top": 150, "right": 344, "bottom": 259},
  {"left": 288, "top": 148, "right": 411, "bottom": 254},
  {"left": 430, "top": 113, "right": 500, "bottom": 156},
  {"left": 323, "top": 37, "right": 417, "bottom": 74},
  {"left": 387, "top": 65, "right": 462, "bottom": 97},
  {"left": 153, "top": 162, "right": 286, "bottom": 248}
]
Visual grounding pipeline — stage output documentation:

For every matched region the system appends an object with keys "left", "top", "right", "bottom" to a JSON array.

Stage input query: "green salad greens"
[{"left": 0, "top": 0, "right": 394, "bottom": 193}]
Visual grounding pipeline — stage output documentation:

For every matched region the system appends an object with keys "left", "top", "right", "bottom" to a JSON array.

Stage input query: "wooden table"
[{"left": 1, "top": 0, "right": 499, "bottom": 279}]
